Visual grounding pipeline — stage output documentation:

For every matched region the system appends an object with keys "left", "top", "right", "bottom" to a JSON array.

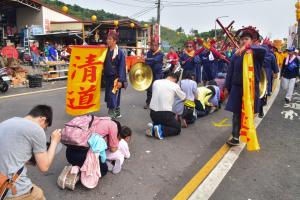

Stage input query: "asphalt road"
[
  {"left": 0, "top": 84, "right": 232, "bottom": 200},
  {"left": 211, "top": 86, "right": 300, "bottom": 200},
  {"left": 1, "top": 83, "right": 299, "bottom": 200}
]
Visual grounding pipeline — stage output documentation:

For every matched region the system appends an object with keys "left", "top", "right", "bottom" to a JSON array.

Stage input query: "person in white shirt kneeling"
[{"left": 146, "top": 72, "right": 186, "bottom": 140}]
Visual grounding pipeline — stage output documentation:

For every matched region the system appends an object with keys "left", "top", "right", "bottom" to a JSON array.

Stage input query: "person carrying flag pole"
[
  {"left": 180, "top": 41, "right": 201, "bottom": 77},
  {"left": 224, "top": 26, "right": 266, "bottom": 148}
]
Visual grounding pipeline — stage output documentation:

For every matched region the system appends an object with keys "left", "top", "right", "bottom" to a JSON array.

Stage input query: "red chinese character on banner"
[
  {"left": 70, "top": 56, "right": 81, "bottom": 80},
  {"left": 77, "top": 54, "right": 103, "bottom": 83},
  {"left": 70, "top": 54, "right": 103, "bottom": 82},
  {"left": 67, "top": 85, "right": 97, "bottom": 109},
  {"left": 82, "top": 65, "right": 96, "bottom": 83}
]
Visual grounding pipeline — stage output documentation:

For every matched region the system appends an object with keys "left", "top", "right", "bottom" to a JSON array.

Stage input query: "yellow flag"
[
  {"left": 240, "top": 51, "right": 260, "bottom": 151},
  {"left": 66, "top": 45, "right": 107, "bottom": 116}
]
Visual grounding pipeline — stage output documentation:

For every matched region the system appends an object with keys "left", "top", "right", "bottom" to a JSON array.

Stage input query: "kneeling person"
[
  {"left": 0, "top": 105, "right": 61, "bottom": 200},
  {"left": 195, "top": 86, "right": 217, "bottom": 117},
  {"left": 180, "top": 71, "right": 198, "bottom": 128},
  {"left": 147, "top": 72, "right": 186, "bottom": 139},
  {"left": 106, "top": 126, "right": 132, "bottom": 174}
]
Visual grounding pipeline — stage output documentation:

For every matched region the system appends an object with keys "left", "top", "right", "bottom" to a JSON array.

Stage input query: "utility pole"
[
  {"left": 156, "top": 0, "right": 161, "bottom": 45},
  {"left": 296, "top": 1, "right": 300, "bottom": 48},
  {"left": 157, "top": 0, "right": 161, "bottom": 25}
]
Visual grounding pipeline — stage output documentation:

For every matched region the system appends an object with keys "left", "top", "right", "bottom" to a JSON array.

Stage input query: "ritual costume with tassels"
[
  {"left": 216, "top": 58, "right": 229, "bottom": 77},
  {"left": 258, "top": 41, "right": 279, "bottom": 118},
  {"left": 200, "top": 50, "right": 216, "bottom": 83},
  {"left": 273, "top": 49, "right": 287, "bottom": 69},
  {"left": 104, "top": 31, "right": 127, "bottom": 118},
  {"left": 262, "top": 40, "right": 279, "bottom": 96},
  {"left": 145, "top": 44, "right": 164, "bottom": 107},
  {"left": 180, "top": 41, "right": 201, "bottom": 76},
  {"left": 225, "top": 26, "right": 266, "bottom": 147}
]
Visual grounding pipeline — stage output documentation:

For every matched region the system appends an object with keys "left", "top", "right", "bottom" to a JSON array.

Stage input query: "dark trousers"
[
  {"left": 182, "top": 106, "right": 196, "bottom": 124},
  {"left": 266, "top": 68, "right": 273, "bottom": 95},
  {"left": 66, "top": 146, "right": 108, "bottom": 177},
  {"left": 146, "top": 85, "right": 153, "bottom": 105},
  {"left": 259, "top": 95, "right": 268, "bottom": 114},
  {"left": 232, "top": 112, "right": 241, "bottom": 139},
  {"left": 146, "top": 73, "right": 162, "bottom": 105},
  {"left": 150, "top": 110, "right": 181, "bottom": 137},
  {"left": 105, "top": 76, "right": 121, "bottom": 109},
  {"left": 170, "top": 64, "right": 176, "bottom": 72},
  {"left": 196, "top": 64, "right": 202, "bottom": 83},
  {"left": 195, "top": 100, "right": 211, "bottom": 118}
]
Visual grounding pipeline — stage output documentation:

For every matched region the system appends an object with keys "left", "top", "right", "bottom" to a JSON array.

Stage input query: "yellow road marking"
[
  {"left": 0, "top": 87, "right": 66, "bottom": 100},
  {"left": 212, "top": 118, "right": 231, "bottom": 127},
  {"left": 173, "top": 143, "right": 230, "bottom": 200}
]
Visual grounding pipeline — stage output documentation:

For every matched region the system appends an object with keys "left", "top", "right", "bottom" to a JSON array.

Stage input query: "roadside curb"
[{"left": 173, "top": 80, "right": 281, "bottom": 200}]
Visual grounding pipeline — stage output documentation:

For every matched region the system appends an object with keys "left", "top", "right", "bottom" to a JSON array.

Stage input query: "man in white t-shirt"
[{"left": 146, "top": 72, "right": 186, "bottom": 139}]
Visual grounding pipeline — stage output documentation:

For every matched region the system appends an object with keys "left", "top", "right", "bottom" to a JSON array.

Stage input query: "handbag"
[{"left": 0, "top": 167, "right": 24, "bottom": 200}]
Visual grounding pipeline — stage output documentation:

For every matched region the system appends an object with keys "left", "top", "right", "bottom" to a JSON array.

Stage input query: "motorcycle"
[
  {"left": 162, "top": 59, "right": 182, "bottom": 78},
  {"left": 0, "top": 67, "right": 11, "bottom": 93}
]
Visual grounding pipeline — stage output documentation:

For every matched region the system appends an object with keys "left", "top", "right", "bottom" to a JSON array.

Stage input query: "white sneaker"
[
  {"left": 57, "top": 166, "right": 72, "bottom": 190},
  {"left": 112, "top": 159, "right": 122, "bottom": 174},
  {"left": 106, "top": 161, "right": 114, "bottom": 172},
  {"left": 145, "top": 123, "right": 154, "bottom": 137},
  {"left": 154, "top": 125, "right": 164, "bottom": 140},
  {"left": 65, "top": 172, "right": 79, "bottom": 191}
]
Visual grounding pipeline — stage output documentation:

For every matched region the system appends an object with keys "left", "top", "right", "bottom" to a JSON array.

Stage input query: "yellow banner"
[
  {"left": 240, "top": 51, "right": 260, "bottom": 151},
  {"left": 66, "top": 45, "right": 107, "bottom": 116}
]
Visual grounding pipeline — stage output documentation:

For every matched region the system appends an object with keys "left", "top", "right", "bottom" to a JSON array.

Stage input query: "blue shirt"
[
  {"left": 281, "top": 57, "right": 300, "bottom": 79},
  {"left": 145, "top": 50, "right": 164, "bottom": 75},
  {"left": 180, "top": 52, "right": 201, "bottom": 72},
  {"left": 104, "top": 48, "right": 126, "bottom": 83},
  {"left": 262, "top": 45, "right": 279, "bottom": 73}
]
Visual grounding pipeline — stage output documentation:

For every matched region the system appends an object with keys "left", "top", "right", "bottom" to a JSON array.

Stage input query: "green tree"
[
  {"left": 40, "top": 0, "right": 185, "bottom": 48},
  {"left": 176, "top": 27, "right": 184, "bottom": 33}
]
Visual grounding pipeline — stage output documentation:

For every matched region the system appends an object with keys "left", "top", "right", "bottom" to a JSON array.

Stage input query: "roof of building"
[
  {"left": 3, "top": 0, "right": 143, "bottom": 29},
  {"left": 31, "top": 0, "right": 90, "bottom": 23},
  {"left": 28, "top": 0, "right": 141, "bottom": 27}
]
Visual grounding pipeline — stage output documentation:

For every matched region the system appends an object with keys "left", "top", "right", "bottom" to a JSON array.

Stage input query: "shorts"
[{"left": 6, "top": 184, "right": 46, "bottom": 200}]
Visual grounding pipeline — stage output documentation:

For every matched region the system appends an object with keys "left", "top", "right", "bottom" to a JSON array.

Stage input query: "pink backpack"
[{"left": 62, "top": 115, "right": 109, "bottom": 147}]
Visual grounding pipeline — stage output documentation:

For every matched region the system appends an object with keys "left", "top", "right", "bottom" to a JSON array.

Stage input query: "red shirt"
[
  {"left": 30, "top": 45, "right": 39, "bottom": 55},
  {"left": 166, "top": 52, "right": 179, "bottom": 65}
]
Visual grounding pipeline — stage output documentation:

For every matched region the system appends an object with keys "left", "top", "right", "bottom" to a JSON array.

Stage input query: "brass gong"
[
  {"left": 129, "top": 62, "right": 153, "bottom": 91},
  {"left": 259, "top": 68, "right": 268, "bottom": 98},
  {"left": 272, "top": 77, "right": 278, "bottom": 94}
]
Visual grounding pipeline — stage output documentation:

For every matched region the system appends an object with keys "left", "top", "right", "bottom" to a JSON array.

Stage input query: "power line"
[
  {"left": 103, "top": 0, "right": 147, "bottom": 8},
  {"left": 130, "top": 0, "right": 157, "bottom": 3},
  {"left": 161, "top": 0, "right": 272, "bottom": 7},
  {"left": 130, "top": 6, "right": 157, "bottom": 18},
  {"left": 104, "top": 0, "right": 272, "bottom": 9},
  {"left": 161, "top": 0, "right": 224, "bottom": 3}
]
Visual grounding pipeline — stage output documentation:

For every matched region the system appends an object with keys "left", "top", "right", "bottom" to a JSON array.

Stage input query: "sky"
[{"left": 60, "top": 0, "right": 295, "bottom": 39}]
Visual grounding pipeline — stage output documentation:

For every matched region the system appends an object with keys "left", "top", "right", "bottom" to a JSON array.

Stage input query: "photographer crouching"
[{"left": 0, "top": 105, "right": 61, "bottom": 200}]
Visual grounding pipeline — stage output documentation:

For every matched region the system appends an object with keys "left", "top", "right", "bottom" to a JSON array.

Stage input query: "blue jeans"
[{"left": 31, "top": 53, "right": 39, "bottom": 65}]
